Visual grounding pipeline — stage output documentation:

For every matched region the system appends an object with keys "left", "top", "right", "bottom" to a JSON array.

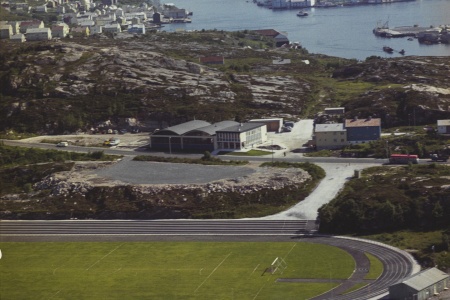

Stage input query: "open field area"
[{"left": 0, "top": 241, "right": 356, "bottom": 300}]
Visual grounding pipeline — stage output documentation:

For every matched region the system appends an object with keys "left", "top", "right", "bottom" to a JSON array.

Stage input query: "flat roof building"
[
  {"left": 389, "top": 267, "right": 449, "bottom": 300},
  {"left": 314, "top": 123, "right": 347, "bottom": 150}
]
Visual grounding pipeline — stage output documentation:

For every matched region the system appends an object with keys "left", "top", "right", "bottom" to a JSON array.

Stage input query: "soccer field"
[{"left": 0, "top": 242, "right": 355, "bottom": 300}]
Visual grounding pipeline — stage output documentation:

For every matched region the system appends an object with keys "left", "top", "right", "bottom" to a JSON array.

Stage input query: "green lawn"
[
  {"left": 0, "top": 241, "right": 355, "bottom": 300},
  {"left": 364, "top": 252, "right": 384, "bottom": 280}
]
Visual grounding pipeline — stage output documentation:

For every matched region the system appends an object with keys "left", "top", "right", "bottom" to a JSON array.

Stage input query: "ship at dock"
[
  {"left": 373, "top": 21, "right": 450, "bottom": 44},
  {"left": 254, "top": 0, "right": 415, "bottom": 10}
]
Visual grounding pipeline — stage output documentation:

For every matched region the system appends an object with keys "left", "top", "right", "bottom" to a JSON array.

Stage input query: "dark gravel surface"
[{"left": 92, "top": 157, "right": 256, "bottom": 184}]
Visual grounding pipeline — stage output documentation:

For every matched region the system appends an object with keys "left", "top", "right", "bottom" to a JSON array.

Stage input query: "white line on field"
[
  {"left": 251, "top": 264, "right": 260, "bottom": 276},
  {"left": 284, "top": 243, "right": 296, "bottom": 259},
  {"left": 86, "top": 243, "right": 123, "bottom": 271},
  {"left": 253, "top": 285, "right": 265, "bottom": 300},
  {"left": 194, "top": 252, "right": 232, "bottom": 293},
  {"left": 48, "top": 290, "right": 61, "bottom": 299}
]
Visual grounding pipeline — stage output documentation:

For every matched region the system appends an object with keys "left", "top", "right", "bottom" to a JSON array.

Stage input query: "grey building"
[{"left": 389, "top": 267, "right": 449, "bottom": 300}]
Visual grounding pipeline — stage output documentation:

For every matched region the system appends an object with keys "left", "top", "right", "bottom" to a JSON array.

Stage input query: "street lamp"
[
  {"left": 271, "top": 140, "right": 274, "bottom": 164},
  {"left": 169, "top": 136, "right": 172, "bottom": 154}
]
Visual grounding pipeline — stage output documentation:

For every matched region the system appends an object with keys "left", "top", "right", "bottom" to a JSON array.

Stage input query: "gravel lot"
[{"left": 93, "top": 156, "right": 257, "bottom": 185}]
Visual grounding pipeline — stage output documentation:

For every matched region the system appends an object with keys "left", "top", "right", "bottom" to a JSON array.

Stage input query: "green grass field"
[{"left": 0, "top": 242, "right": 355, "bottom": 300}]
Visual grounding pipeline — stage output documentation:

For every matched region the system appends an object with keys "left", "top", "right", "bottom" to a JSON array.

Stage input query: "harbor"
[
  {"left": 373, "top": 21, "right": 450, "bottom": 44},
  {"left": 163, "top": 0, "right": 450, "bottom": 60},
  {"left": 253, "top": 0, "right": 416, "bottom": 10}
]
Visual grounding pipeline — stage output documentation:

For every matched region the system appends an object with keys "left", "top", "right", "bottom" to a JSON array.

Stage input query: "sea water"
[{"left": 164, "top": 0, "right": 450, "bottom": 60}]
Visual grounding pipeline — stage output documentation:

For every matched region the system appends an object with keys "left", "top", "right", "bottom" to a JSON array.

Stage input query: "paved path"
[{"left": 260, "top": 162, "right": 378, "bottom": 220}]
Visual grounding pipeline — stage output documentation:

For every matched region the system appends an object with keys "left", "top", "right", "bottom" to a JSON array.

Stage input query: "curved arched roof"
[
  {"left": 184, "top": 121, "right": 239, "bottom": 136},
  {"left": 153, "top": 120, "right": 211, "bottom": 136}
]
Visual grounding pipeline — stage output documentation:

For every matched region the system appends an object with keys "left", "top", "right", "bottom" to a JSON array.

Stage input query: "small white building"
[
  {"left": 89, "top": 25, "right": 103, "bottom": 35},
  {"left": 128, "top": 24, "right": 145, "bottom": 34},
  {"left": 103, "top": 23, "right": 121, "bottom": 33},
  {"left": 35, "top": 5, "right": 48, "bottom": 12},
  {"left": 216, "top": 123, "right": 268, "bottom": 150},
  {"left": 389, "top": 268, "right": 450, "bottom": 300},
  {"left": 7, "top": 21, "right": 21, "bottom": 34},
  {"left": 314, "top": 123, "right": 347, "bottom": 150},
  {"left": 10, "top": 33, "right": 26, "bottom": 42},
  {"left": 26, "top": 27, "right": 52, "bottom": 41},
  {"left": 437, "top": 120, "right": 450, "bottom": 134}
]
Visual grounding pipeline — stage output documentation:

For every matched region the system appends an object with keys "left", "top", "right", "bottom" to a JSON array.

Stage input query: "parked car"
[
  {"left": 284, "top": 121, "right": 295, "bottom": 128},
  {"left": 108, "top": 137, "right": 120, "bottom": 146},
  {"left": 56, "top": 141, "right": 69, "bottom": 147},
  {"left": 282, "top": 126, "right": 292, "bottom": 132}
]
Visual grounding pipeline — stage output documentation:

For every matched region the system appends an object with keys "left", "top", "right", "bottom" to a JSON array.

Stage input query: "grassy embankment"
[
  {"left": 0, "top": 144, "right": 118, "bottom": 195},
  {"left": 318, "top": 164, "right": 450, "bottom": 269}
]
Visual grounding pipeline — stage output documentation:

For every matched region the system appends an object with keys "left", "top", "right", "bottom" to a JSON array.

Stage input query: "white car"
[{"left": 56, "top": 142, "right": 69, "bottom": 147}]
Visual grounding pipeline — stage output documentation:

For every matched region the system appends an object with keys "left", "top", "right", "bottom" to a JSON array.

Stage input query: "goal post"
[{"left": 267, "top": 257, "right": 287, "bottom": 275}]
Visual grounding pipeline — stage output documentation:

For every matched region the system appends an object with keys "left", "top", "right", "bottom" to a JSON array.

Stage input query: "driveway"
[
  {"left": 260, "top": 162, "right": 379, "bottom": 220},
  {"left": 265, "top": 119, "right": 314, "bottom": 154}
]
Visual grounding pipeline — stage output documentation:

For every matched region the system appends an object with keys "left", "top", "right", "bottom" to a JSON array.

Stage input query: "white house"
[
  {"left": 314, "top": 123, "right": 347, "bottom": 150},
  {"left": 103, "top": 23, "right": 121, "bottom": 33},
  {"left": 89, "top": 25, "right": 103, "bottom": 35},
  {"left": 7, "top": 21, "right": 21, "bottom": 34},
  {"left": 35, "top": 5, "right": 48, "bottom": 12},
  {"left": 10, "top": 33, "right": 26, "bottom": 42},
  {"left": 437, "top": 120, "right": 450, "bottom": 134},
  {"left": 26, "top": 27, "right": 52, "bottom": 40},
  {"left": 128, "top": 24, "right": 145, "bottom": 34}
]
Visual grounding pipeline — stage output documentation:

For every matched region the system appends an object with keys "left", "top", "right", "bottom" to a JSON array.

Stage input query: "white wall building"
[{"left": 26, "top": 27, "right": 52, "bottom": 41}]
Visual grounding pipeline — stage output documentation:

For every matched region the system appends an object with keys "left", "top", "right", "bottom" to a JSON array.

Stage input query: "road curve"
[{"left": 0, "top": 220, "right": 418, "bottom": 300}]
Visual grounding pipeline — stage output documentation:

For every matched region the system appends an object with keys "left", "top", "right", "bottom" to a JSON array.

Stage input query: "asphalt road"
[{"left": 0, "top": 220, "right": 419, "bottom": 300}]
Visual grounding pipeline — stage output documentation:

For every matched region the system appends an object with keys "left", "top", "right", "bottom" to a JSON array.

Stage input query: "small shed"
[
  {"left": 389, "top": 268, "right": 449, "bottom": 300},
  {"left": 437, "top": 120, "right": 450, "bottom": 134},
  {"left": 324, "top": 107, "right": 345, "bottom": 115}
]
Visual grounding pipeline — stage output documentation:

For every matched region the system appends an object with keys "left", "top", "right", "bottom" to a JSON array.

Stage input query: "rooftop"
[
  {"left": 186, "top": 121, "right": 239, "bottom": 136},
  {"left": 437, "top": 119, "right": 450, "bottom": 126},
  {"left": 395, "top": 267, "right": 449, "bottom": 292},
  {"left": 345, "top": 117, "right": 381, "bottom": 127},
  {"left": 155, "top": 120, "right": 211, "bottom": 136},
  {"left": 315, "top": 123, "right": 345, "bottom": 132},
  {"left": 217, "top": 122, "right": 266, "bottom": 133}
]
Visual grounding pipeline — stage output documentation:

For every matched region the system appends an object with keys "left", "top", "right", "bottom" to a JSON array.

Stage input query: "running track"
[{"left": 0, "top": 220, "right": 419, "bottom": 300}]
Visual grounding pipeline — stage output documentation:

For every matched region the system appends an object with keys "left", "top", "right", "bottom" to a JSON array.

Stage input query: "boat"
[
  {"left": 297, "top": 10, "right": 308, "bottom": 17},
  {"left": 399, "top": 49, "right": 405, "bottom": 55},
  {"left": 383, "top": 46, "right": 394, "bottom": 53}
]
